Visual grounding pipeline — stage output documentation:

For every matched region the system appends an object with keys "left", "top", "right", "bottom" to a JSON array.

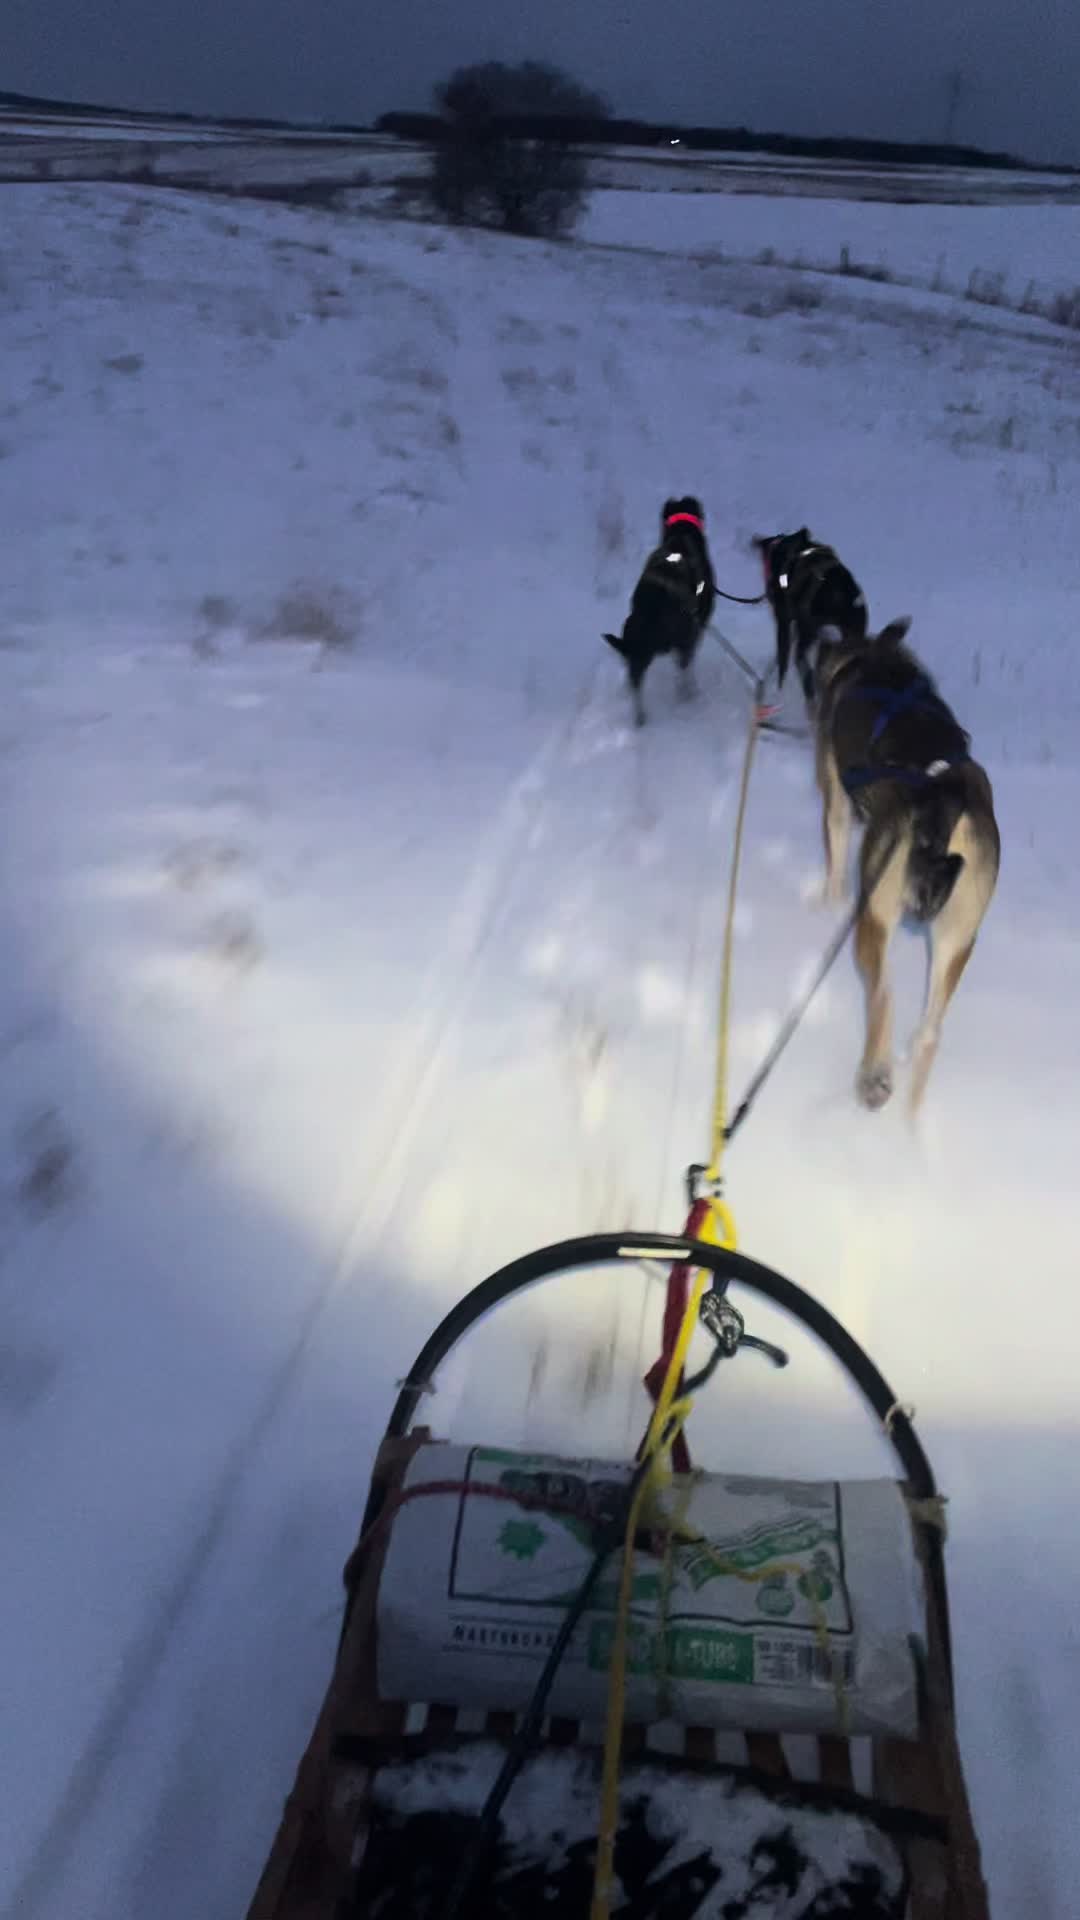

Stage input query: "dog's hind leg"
[
  {"left": 909, "top": 921, "right": 975, "bottom": 1115},
  {"left": 908, "top": 823, "right": 995, "bottom": 1112},
  {"left": 816, "top": 742, "right": 852, "bottom": 906},
  {"left": 853, "top": 828, "right": 908, "bottom": 1110},
  {"left": 629, "top": 662, "right": 647, "bottom": 728},
  {"left": 676, "top": 649, "right": 698, "bottom": 703}
]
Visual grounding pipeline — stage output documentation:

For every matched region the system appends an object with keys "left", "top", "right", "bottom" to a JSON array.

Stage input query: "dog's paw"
[
  {"left": 800, "top": 872, "right": 842, "bottom": 910},
  {"left": 856, "top": 1062, "right": 893, "bottom": 1111}
]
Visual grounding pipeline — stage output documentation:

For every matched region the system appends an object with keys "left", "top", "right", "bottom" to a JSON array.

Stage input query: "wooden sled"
[{"left": 247, "top": 1233, "right": 990, "bottom": 1920}]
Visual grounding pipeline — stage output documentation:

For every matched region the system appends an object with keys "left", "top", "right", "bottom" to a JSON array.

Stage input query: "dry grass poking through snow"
[{"left": 255, "top": 585, "right": 358, "bottom": 651}]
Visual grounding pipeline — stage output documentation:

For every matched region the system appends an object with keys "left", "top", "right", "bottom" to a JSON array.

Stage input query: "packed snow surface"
[{"left": 1, "top": 179, "right": 1078, "bottom": 1920}]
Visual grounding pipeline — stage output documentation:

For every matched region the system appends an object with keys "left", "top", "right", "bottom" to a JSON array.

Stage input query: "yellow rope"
[
  {"left": 709, "top": 691, "right": 766, "bottom": 1174},
  {"left": 589, "top": 691, "right": 765, "bottom": 1919},
  {"left": 590, "top": 1313, "right": 700, "bottom": 1920},
  {"left": 653, "top": 1473, "right": 696, "bottom": 1722}
]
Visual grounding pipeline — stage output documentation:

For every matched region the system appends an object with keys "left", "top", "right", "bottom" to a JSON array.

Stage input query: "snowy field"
[
  {"left": 582, "top": 187, "right": 1080, "bottom": 312},
  {"left": 4, "top": 108, "right": 1080, "bottom": 217},
  {"left": 2, "top": 178, "right": 1079, "bottom": 1919}
]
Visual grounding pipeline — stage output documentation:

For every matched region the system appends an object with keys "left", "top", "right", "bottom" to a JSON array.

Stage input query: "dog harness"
[
  {"left": 840, "top": 756, "right": 967, "bottom": 797},
  {"left": 861, "top": 675, "right": 938, "bottom": 746},
  {"left": 767, "top": 540, "right": 837, "bottom": 595},
  {"left": 658, "top": 514, "right": 711, "bottom": 600},
  {"left": 837, "top": 675, "right": 971, "bottom": 797}
]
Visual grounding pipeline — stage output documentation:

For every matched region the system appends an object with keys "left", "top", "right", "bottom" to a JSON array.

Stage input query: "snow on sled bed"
[{"left": 353, "top": 1740, "right": 911, "bottom": 1917}]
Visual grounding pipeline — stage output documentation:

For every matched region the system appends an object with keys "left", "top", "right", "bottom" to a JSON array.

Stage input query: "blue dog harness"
[
  {"left": 838, "top": 674, "right": 970, "bottom": 798},
  {"left": 841, "top": 757, "right": 967, "bottom": 797}
]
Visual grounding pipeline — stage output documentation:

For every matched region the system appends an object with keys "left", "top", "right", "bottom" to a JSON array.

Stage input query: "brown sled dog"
[{"left": 815, "top": 618, "right": 1000, "bottom": 1113}]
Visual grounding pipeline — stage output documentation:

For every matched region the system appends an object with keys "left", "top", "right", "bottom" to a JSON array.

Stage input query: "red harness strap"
[
  {"left": 665, "top": 511, "right": 704, "bottom": 532},
  {"left": 641, "top": 1196, "right": 711, "bottom": 1474}
]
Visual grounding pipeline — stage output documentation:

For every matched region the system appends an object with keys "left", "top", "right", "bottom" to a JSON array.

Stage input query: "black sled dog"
[
  {"left": 604, "top": 497, "right": 716, "bottom": 726},
  {"left": 755, "top": 528, "right": 868, "bottom": 706}
]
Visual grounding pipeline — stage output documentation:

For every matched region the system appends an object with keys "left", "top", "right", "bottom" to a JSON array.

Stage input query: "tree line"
[
  {"left": 379, "top": 104, "right": 1020, "bottom": 176},
  {"left": 377, "top": 58, "right": 1030, "bottom": 243}
]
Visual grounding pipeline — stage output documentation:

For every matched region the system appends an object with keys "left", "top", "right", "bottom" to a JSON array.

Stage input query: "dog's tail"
[
  {"left": 776, "top": 622, "right": 792, "bottom": 687},
  {"left": 603, "top": 630, "right": 630, "bottom": 660},
  {"left": 910, "top": 850, "right": 964, "bottom": 921},
  {"left": 908, "top": 788, "right": 966, "bottom": 920}
]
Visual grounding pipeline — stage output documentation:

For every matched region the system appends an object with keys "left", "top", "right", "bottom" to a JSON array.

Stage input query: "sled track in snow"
[{"left": 8, "top": 665, "right": 641, "bottom": 1920}]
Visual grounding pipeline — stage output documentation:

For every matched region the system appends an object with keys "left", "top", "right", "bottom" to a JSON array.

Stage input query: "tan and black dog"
[
  {"left": 604, "top": 497, "right": 716, "bottom": 726},
  {"left": 815, "top": 617, "right": 1000, "bottom": 1113}
]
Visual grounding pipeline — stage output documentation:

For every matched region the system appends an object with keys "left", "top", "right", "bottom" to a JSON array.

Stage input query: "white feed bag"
[{"left": 375, "top": 1443, "right": 926, "bottom": 1739}]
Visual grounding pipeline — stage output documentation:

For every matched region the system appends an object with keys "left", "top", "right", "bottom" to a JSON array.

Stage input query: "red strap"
[
  {"left": 641, "top": 1197, "right": 711, "bottom": 1474},
  {"left": 664, "top": 511, "right": 704, "bottom": 532}
]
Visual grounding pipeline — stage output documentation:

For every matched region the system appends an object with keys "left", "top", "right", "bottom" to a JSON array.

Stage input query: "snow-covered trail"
[
  {"left": 0, "top": 185, "right": 759, "bottom": 1920},
  {"left": 1, "top": 183, "right": 1079, "bottom": 1920},
  {"left": 0, "top": 628, "right": 758, "bottom": 1920}
]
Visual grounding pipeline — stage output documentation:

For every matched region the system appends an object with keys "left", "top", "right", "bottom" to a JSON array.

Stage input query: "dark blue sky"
[{"left": 3, "top": 0, "right": 1077, "bottom": 165}]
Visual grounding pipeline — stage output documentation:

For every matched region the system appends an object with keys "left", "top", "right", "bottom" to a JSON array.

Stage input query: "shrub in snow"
[
  {"left": 427, "top": 60, "right": 609, "bottom": 241},
  {"left": 256, "top": 586, "right": 356, "bottom": 651},
  {"left": 1047, "top": 286, "right": 1080, "bottom": 330}
]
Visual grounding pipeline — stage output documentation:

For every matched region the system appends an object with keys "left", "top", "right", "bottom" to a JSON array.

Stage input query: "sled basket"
[{"left": 246, "top": 1232, "right": 989, "bottom": 1920}]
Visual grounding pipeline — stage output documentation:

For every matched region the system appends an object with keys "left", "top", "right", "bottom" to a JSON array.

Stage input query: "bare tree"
[{"left": 428, "top": 60, "right": 610, "bottom": 240}]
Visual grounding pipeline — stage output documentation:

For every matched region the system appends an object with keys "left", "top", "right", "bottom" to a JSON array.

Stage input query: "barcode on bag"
[{"left": 755, "top": 1638, "right": 855, "bottom": 1688}]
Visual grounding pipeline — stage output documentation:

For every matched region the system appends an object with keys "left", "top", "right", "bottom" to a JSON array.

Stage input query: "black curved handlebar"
[
  {"left": 383, "top": 1231, "right": 937, "bottom": 1501},
  {"left": 355, "top": 1232, "right": 953, "bottom": 1692}
]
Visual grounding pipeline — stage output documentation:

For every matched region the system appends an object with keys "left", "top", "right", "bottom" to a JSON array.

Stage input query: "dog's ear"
[
  {"left": 661, "top": 498, "right": 678, "bottom": 523},
  {"left": 683, "top": 495, "right": 704, "bottom": 521},
  {"left": 876, "top": 617, "right": 912, "bottom": 648},
  {"left": 797, "top": 525, "right": 810, "bottom": 543}
]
